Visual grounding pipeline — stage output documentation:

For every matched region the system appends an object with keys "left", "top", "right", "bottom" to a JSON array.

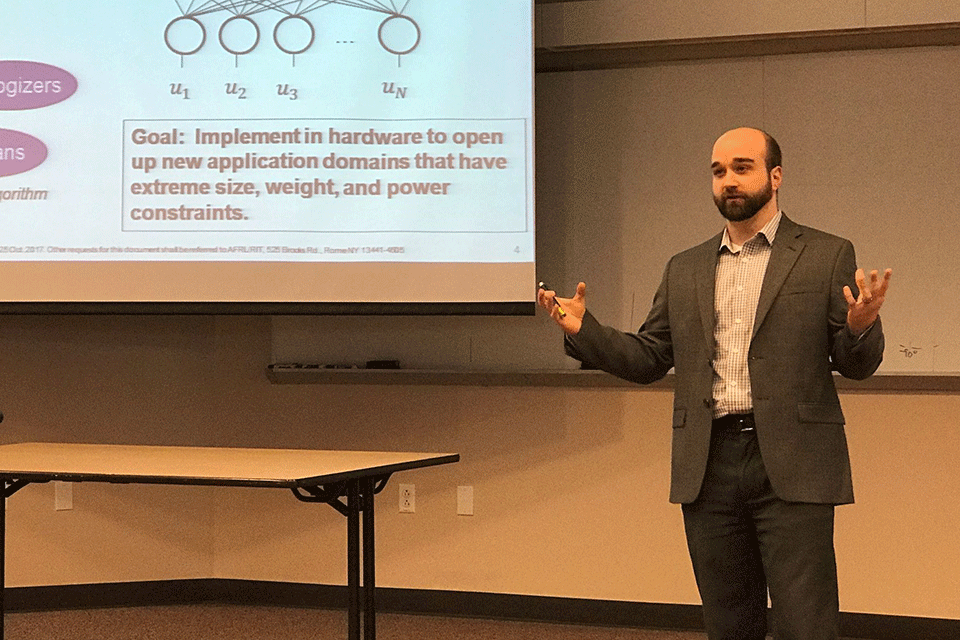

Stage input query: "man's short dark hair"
[{"left": 762, "top": 131, "right": 782, "bottom": 173}]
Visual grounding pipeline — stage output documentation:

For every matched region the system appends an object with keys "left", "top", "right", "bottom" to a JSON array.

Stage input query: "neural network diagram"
[{"left": 165, "top": 1, "right": 420, "bottom": 62}]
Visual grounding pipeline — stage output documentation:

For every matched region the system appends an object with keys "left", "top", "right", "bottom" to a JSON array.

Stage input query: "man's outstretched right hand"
[{"left": 537, "top": 281, "right": 587, "bottom": 335}]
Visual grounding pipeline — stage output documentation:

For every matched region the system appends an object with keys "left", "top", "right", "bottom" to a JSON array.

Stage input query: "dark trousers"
[{"left": 682, "top": 427, "right": 840, "bottom": 640}]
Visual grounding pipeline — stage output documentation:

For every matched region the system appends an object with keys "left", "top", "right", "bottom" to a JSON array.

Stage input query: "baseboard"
[{"left": 7, "top": 580, "right": 959, "bottom": 640}]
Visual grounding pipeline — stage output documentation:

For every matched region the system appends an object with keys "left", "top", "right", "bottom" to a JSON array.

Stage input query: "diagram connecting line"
[{"left": 176, "top": 0, "right": 410, "bottom": 17}]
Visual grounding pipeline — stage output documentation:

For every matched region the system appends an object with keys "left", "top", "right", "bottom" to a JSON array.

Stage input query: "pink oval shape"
[
  {"left": 0, "top": 60, "right": 78, "bottom": 111},
  {"left": 0, "top": 129, "right": 48, "bottom": 177}
]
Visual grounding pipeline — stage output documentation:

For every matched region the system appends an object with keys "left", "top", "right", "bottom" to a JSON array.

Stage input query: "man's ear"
[{"left": 770, "top": 166, "right": 783, "bottom": 191}]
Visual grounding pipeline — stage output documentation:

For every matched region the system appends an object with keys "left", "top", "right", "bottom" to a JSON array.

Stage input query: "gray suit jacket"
[{"left": 566, "top": 214, "right": 884, "bottom": 505}]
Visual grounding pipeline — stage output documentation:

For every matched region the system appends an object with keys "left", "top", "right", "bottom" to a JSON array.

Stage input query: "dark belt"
[{"left": 712, "top": 412, "right": 756, "bottom": 433}]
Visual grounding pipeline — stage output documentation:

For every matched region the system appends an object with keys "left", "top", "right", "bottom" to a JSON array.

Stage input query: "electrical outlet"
[{"left": 399, "top": 483, "right": 415, "bottom": 513}]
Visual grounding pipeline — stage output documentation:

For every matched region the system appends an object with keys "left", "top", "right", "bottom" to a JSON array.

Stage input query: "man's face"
[{"left": 711, "top": 130, "right": 779, "bottom": 222}]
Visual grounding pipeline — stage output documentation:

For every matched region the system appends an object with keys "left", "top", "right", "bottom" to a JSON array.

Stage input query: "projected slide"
[{"left": 0, "top": 1, "right": 534, "bottom": 305}]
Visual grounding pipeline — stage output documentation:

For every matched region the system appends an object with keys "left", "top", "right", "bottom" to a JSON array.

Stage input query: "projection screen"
[{"left": 0, "top": 1, "right": 535, "bottom": 313}]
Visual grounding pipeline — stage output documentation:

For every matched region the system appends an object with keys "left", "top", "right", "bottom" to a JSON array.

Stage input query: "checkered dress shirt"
[{"left": 711, "top": 212, "right": 782, "bottom": 418}]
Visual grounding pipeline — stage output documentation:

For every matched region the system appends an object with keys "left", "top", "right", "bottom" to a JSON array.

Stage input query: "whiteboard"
[{"left": 275, "top": 45, "right": 960, "bottom": 375}]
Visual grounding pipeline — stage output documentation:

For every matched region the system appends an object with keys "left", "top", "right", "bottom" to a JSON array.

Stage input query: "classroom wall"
[
  {"left": 536, "top": 0, "right": 960, "bottom": 49},
  {"left": 2, "top": 311, "right": 958, "bottom": 619}
]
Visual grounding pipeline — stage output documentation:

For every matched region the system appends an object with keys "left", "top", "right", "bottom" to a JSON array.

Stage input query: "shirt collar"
[{"left": 719, "top": 210, "right": 782, "bottom": 253}]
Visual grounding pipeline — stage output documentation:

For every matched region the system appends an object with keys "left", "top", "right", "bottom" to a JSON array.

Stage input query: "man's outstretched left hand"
[{"left": 844, "top": 268, "right": 893, "bottom": 334}]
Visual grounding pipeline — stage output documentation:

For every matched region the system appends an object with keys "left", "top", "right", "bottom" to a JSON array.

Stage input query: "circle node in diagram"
[
  {"left": 164, "top": 16, "right": 207, "bottom": 56},
  {"left": 219, "top": 15, "right": 261, "bottom": 56},
  {"left": 378, "top": 15, "right": 421, "bottom": 56},
  {"left": 273, "top": 15, "right": 316, "bottom": 56}
]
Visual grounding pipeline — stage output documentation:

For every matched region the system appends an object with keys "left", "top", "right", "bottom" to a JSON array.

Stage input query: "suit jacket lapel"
[
  {"left": 696, "top": 231, "right": 723, "bottom": 348},
  {"left": 753, "top": 214, "right": 805, "bottom": 338}
]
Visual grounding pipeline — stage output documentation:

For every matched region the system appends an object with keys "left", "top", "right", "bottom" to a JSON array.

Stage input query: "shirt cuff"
[{"left": 848, "top": 319, "right": 877, "bottom": 341}]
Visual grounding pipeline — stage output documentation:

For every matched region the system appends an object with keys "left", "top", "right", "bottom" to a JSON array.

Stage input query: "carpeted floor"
[{"left": 6, "top": 604, "right": 710, "bottom": 640}]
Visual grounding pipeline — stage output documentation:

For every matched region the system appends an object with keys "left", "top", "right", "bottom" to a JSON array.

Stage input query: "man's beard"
[{"left": 714, "top": 179, "right": 773, "bottom": 222}]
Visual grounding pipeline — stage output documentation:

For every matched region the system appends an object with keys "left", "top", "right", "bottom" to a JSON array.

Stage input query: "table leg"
[
  {"left": 347, "top": 480, "right": 361, "bottom": 640},
  {"left": 291, "top": 477, "right": 383, "bottom": 640},
  {"left": 361, "top": 477, "right": 376, "bottom": 640},
  {"left": 1, "top": 492, "right": 5, "bottom": 640},
  {"left": 0, "top": 481, "right": 29, "bottom": 640}
]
